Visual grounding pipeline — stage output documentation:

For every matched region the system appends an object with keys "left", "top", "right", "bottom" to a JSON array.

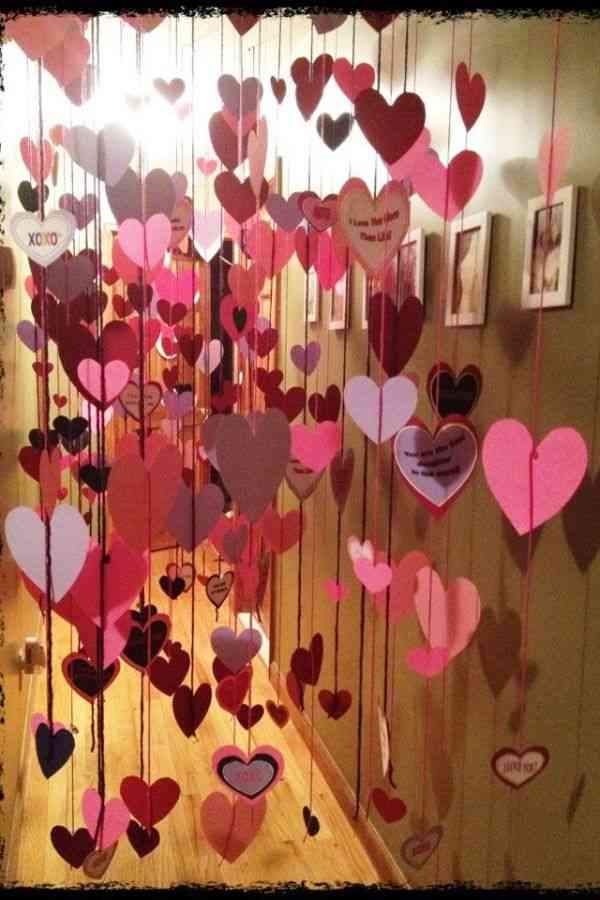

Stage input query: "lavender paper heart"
[
  {"left": 265, "top": 192, "right": 303, "bottom": 232},
  {"left": 63, "top": 123, "right": 135, "bottom": 187},
  {"left": 290, "top": 341, "right": 321, "bottom": 375},
  {"left": 17, "top": 320, "right": 44, "bottom": 353},
  {"left": 343, "top": 375, "right": 417, "bottom": 444},
  {"left": 210, "top": 626, "right": 262, "bottom": 673}
]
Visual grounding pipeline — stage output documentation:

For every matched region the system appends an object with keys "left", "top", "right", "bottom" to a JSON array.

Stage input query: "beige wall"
[{"left": 2, "top": 11, "right": 600, "bottom": 887}]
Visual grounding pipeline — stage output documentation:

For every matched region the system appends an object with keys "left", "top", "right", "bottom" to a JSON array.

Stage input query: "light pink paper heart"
[
  {"left": 210, "top": 626, "right": 262, "bottom": 673},
  {"left": 5, "top": 505, "right": 90, "bottom": 603},
  {"left": 406, "top": 646, "right": 449, "bottom": 678},
  {"left": 414, "top": 567, "right": 481, "bottom": 662},
  {"left": 386, "top": 128, "right": 431, "bottom": 181},
  {"left": 244, "top": 219, "right": 295, "bottom": 278},
  {"left": 191, "top": 210, "right": 223, "bottom": 262},
  {"left": 411, "top": 148, "right": 483, "bottom": 221},
  {"left": 314, "top": 230, "right": 347, "bottom": 291},
  {"left": 325, "top": 579, "right": 349, "bottom": 602},
  {"left": 77, "top": 359, "right": 130, "bottom": 404},
  {"left": 248, "top": 118, "right": 268, "bottom": 198},
  {"left": 353, "top": 558, "right": 392, "bottom": 594},
  {"left": 482, "top": 419, "right": 587, "bottom": 536},
  {"left": 82, "top": 788, "right": 130, "bottom": 850},
  {"left": 537, "top": 126, "right": 572, "bottom": 202},
  {"left": 344, "top": 375, "right": 417, "bottom": 444},
  {"left": 372, "top": 550, "right": 429, "bottom": 623},
  {"left": 290, "top": 422, "right": 341, "bottom": 473},
  {"left": 118, "top": 213, "right": 171, "bottom": 270}
]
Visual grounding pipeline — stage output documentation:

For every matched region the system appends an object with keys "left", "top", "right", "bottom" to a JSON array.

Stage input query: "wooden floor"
[{"left": 7, "top": 551, "right": 381, "bottom": 888}]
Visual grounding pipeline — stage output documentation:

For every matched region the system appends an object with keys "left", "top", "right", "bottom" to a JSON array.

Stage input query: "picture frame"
[
  {"left": 304, "top": 268, "right": 320, "bottom": 324},
  {"left": 328, "top": 272, "right": 349, "bottom": 331},
  {"left": 445, "top": 211, "right": 493, "bottom": 327},
  {"left": 361, "top": 228, "right": 426, "bottom": 330},
  {"left": 521, "top": 184, "right": 578, "bottom": 310}
]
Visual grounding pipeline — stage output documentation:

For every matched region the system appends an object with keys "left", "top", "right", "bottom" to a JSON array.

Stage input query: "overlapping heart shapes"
[{"left": 212, "top": 744, "right": 284, "bottom": 805}]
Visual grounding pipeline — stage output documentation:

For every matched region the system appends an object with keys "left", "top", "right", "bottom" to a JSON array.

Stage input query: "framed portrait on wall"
[
  {"left": 521, "top": 184, "right": 578, "bottom": 310},
  {"left": 395, "top": 227, "right": 426, "bottom": 306},
  {"left": 329, "top": 272, "right": 349, "bottom": 330},
  {"left": 304, "top": 268, "right": 320, "bottom": 324},
  {"left": 445, "top": 211, "right": 493, "bottom": 327}
]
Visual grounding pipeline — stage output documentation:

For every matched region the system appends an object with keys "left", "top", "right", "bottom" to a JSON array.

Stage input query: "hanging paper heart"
[
  {"left": 121, "top": 612, "right": 170, "bottom": 672},
  {"left": 46, "top": 253, "right": 96, "bottom": 304},
  {"left": 17, "top": 319, "right": 43, "bottom": 354},
  {"left": 43, "top": 25, "right": 90, "bottom": 88},
  {"left": 371, "top": 788, "right": 407, "bottom": 824},
  {"left": 205, "top": 572, "right": 234, "bottom": 609},
  {"left": 106, "top": 167, "right": 176, "bottom": 226},
  {"left": 214, "top": 172, "right": 269, "bottom": 224},
  {"left": 153, "top": 77, "right": 185, "bottom": 104},
  {"left": 201, "top": 791, "right": 266, "bottom": 862},
  {"left": 244, "top": 219, "right": 296, "bottom": 278},
  {"left": 333, "top": 178, "right": 410, "bottom": 275},
  {"left": 455, "top": 61, "right": 486, "bottom": 132},
  {"left": 216, "top": 669, "right": 252, "bottom": 714},
  {"left": 209, "top": 112, "right": 251, "bottom": 171},
  {"left": 150, "top": 643, "right": 190, "bottom": 696},
  {"left": 211, "top": 627, "right": 262, "bottom": 674},
  {"left": 286, "top": 670, "right": 305, "bottom": 711},
  {"left": 58, "top": 321, "right": 137, "bottom": 407},
  {"left": 386, "top": 127, "right": 431, "bottom": 182},
  {"left": 121, "top": 14, "right": 165, "bottom": 33},
  {"left": 368, "top": 294, "right": 423, "bottom": 377},
  {"left": 119, "top": 381, "right": 162, "bottom": 420},
  {"left": 316, "top": 113, "right": 353, "bottom": 151},
  {"left": 10, "top": 210, "right": 76, "bottom": 268},
  {"left": 294, "top": 225, "right": 320, "bottom": 272},
  {"left": 291, "top": 54, "right": 334, "bottom": 121},
  {"left": 107, "top": 439, "right": 182, "bottom": 551},
  {"left": 58, "top": 193, "right": 97, "bottom": 230},
  {"left": 213, "top": 745, "right": 284, "bottom": 804},
  {"left": 353, "top": 558, "right": 392, "bottom": 594},
  {"left": 537, "top": 126, "right": 572, "bottom": 202},
  {"left": 482, "top": 419, "right": 588, "bottom": 535},
  {"left": 308, "top": 385, "right": 341, "bottom": 424},
  {"left": 426, "top": 363, "right": 482, "bottom": 418},
  {"left": 69, "top": 536, "right": 147, "bottom": 628},
  {"left": 270, "top": 76, "right": 286, "bottom": 105},
  {"left": 265, "top": 192, "right": 303, "bottom": 232},
  {"left": 191, "top": 210, "right": 222, "bottom": 262},
  {"left": 344, "top": 374, "right": 417, "bottom": 444},
  {"left": 118, "top": 214, "right": 171, "bottom": 270},
  {"left": 300, "top": 191, "right": 337, "bottom": 233},
  {"left": 406, "top": 646, "right": 449, "bottom": 678},
  {"left": 266, "top": 700, "right": 290, "bottom": 728},
  {"left": 35, "top": 723, "right": 75, "bottom": 779},
  {"left": 265, "top": 386, "right": 306, "bottom": 423},
  {"left": 198, "top": 339, "right": 224, "bottom": 375},
  {"left": 290, "top": 341, "right": 321, "bottom": 375},
  {"left": 218, "top": 74, "right": 263, "bottom": 117},
  {"left": 285, "top": 457, "right": 324, "bottom": 501},
  {"left": 17, "top": 181, "right": 49, "bottom": 214},
  {"left": 5, "top": 504, "right": 89, "bottom": 603},
  {"left": 411, "top": 148, "right": 483, "bottom": 221},
  {"left": 371, "top": 550, "right": 429, "bottom": 623},
  {"left": 50, "top": 826, "right": 95, "bottom": 869},
  {"left": 120, "top": 776, "right": 180, "bottom": 830},
  {"left": 6, "top": 14, "right": 79, "bottom": 60},
  {"left": 62, "top": 123, "right": 135, "bottom": 186},
  {"left": 309, "top": 14, "right": 348, "bottom": 34},
  {"left": 362, "top": 11, "right": 397, "bottom": 31},
  {"left": 167, "top": 483, "right": 224, "bottom": 552},
  {"left": 260, "top": 506, "right": 302, "bottom": 553},
  {"left": 354, "top": 89, "right": 425, "bottom": 165},
  {"left": 290, "top": 421, "right": 341, "bottom": 473},
  {"left": 62, "top": 653, "right": 120, "bottom": 702},
  {"left": 172, "top": 683, "right": 212, "bottom": 737},
  {"left": 76, "top": 359, "right": 130, "bottom": 406},
  {"left": 314, "top": 230, "right": 348, "bottom": 291},
  {"left": 318, "top": 689, "right": 352, "bottom": 720},
  {"left": 329, "top": 449, "right": 354, "bottom": 513},
  {"left": 82, "top": 842, "right": 118, "bottom": 879},
  {"left": 237, "top": 704, "right": 264, "bottom": 730},
  {"left": 491, "top": 746, "right": 549, "bottom": 789},
  {"left": 215, "top": 410, "right": 290, "bottom": 522},
  {"left": 19, "top": 137, "right": 53, "bottom": 183},
  {"left": 401, "top": 826, "right": 444, "bottom": 869},
  {"left": 393, "top": 417, "right": 479, "bottom": 516},
  {"left": 127, "top": 821, "right": 159, "bottom": 858},
  {"left": 82, "top": 788, "right": 130, "bottom": 851},
  {"left": 333, "top": 59, "right": 375, "bottom": 102},
  {"left": 414, "top": 567, "right": 481, "bottom": 663},
  {"left": 228, "top": 262, "right": 265, "bottom": 305},
  {"left": 347, "top": 536, "right": 374, "bottom": 563},
  {"left": 248, "top": 118, "right": 268, "bottom": 198},
  {"left": 291, "top": 633, "right": 324, "bottom": 686}
]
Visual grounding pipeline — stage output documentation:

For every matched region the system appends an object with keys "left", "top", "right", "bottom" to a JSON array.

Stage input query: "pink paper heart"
[
  {"left": 244, "top": 219, "right": 295, "bottom": 278},
  {"left": 248, "top": 118, "right": 268, "bottom": 198},
  {"left": 413, "top": 567, "right": 481, "bottom": 662},
  {"left": 353, "top": 558, "right": 392, "bottom": 594},
  {"left": 290, "top": 422, "right": 341, "bottom": 473},
  {"left": 537, "top": 126, "right": 572, "bottom": 202},
  {"left": 386, "top": 128, "right": 431, "bottom": 181},
  {"left": 314, "top": 230, "right": 347, "bottom": 291},
  {"left": 69, "top": 537, "right": 147, "bottom": 628},
  {"left": 325, "top": 579, "right": 349, "bottom": 602},
  {"left": 332, "top": 58, "right": 375, "bottom": 102},
  {"left": 196, "top": 157, "right": 218, "bottom": 176},
  {"left": 118, "top": 213, "right": 171, "bottom": 270},
  {"left": 153, "top": 267, "right": 197, "bottom": 306},
  {"left": 77, "top": 359, "right": 130, "bottom": 404},
  {"left": 411, "top": 148, "right": 483, "bottom": 221},
  {"left": 372, "top": 550, "right": 429, "bottom": 622},
  {"left": 82, "top": 788, "right": 130, "bottom": 850},
  {"left": 482, "top": 419, "right": 587, "bottom": 536},
  {"left": 406, "top": 646, "right": 449, "bottom": 678},
  {"left": 30, "top": 713, "right": 66, "bottom": 736}
]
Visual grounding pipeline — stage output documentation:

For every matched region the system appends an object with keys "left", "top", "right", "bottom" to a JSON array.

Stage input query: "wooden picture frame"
[
  {"left": 445, "top": 211, "right": 492, "bottom": 327},
  {"left": 521, "top": 184, "right": 577, "bottom": 310}
]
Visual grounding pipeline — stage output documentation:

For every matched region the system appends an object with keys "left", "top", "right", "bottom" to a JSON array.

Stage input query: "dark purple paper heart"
[
  {"left": 290, "top": 341, "right": 321, "bottom": 375},
  {"left": 265, "top": 192, "right": 304, "bottom": 232},
  {"left": 291, "top": 633, "right": 324, "bottom": 686},
  {"left": 35, "top": 723, "right": 75, "bottom": 779},
  {"left": 172, "top": 683, "right": 212, "bottom": 737},
  {"left": 50, "top": 826, "right": 95, "bottom": 869},
  {"left": 127, "top": 821, "right": 160, "bottom": 858},
  {"left": 121, "top": 616, "right": 170, "bottom": 671}
]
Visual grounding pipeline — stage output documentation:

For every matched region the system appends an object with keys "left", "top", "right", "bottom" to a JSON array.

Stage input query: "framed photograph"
[
  {"left": 445, "top": 211, "right": 492, "bottom": 327},
  {"left": 521, "top": 184, "right": 577, "bottom": 310},
  {"left": 329, "top": 272, "right": 349, "bottom": 331},
  {"left": 304, "top": 268, "right": 320, "bottom": 324}
]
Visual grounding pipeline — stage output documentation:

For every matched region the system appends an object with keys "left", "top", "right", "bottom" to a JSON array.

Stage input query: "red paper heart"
[
  {"left": 291, "top": 54, "right": 334, "bottom": 121},
  {"left": 368, "top": 294, "right": 424, "bottom": 377},
  {"left": 216, "top": 668, "right": 252, "bottom": 714},
  {"left": 355, "top": 89, "right": 425, "bottom": 165},
  {"left": 265, "top": 386, "right": 306, "bottom": 423},
  {"left": 318, "top": 688, "right": 352, "bottom": 720},
  {"left": 271, "top": 77, "right": 286, "bottom": 104},
  {"left": 120, "top": 776, "right": 180, "bottom": 830},
  {"left": 149, "top": 646, "right": 190, "bottom": 696},
  {"left": 291, "top": 633, "right": 324, "bottom": 686},
  {"left": 227, "top": 14, "right": 259, "bottom": 36},
  {"left": 333, "top": 58, "right": 375, "bottom": 102},
  {"left": 371, "top": 788, "right": 407, "bottom": 823},
  {"left": 214, "top": 172, "right": 269, "bottom": 224},
  {"left": 455, "top": 61, "right": 486, "bottom": 132}
]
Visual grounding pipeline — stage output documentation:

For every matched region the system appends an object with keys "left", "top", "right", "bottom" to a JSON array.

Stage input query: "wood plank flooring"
[{"left": 7, "top": 552, "right": 381, "bottom": 887}]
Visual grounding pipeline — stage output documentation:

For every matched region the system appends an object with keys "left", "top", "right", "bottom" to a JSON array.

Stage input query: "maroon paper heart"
[
  {"left": 62, "top": 653, "right": 120, "bottom": 703},
  {"left": 265, "top": 387, "right": 306, "bottom": 423},
  {"left": 209, "top": 112, "right": 251, "bottom": 171},
  {"left": 455, "top": 61, "right": 486, "bottom": 132},
  {"left": 153, "top": 77, "right": 185, "bottom": 104},
  {"left": 318, "top": 688, "right": 352, "bottom": 720},
  {"left": 50, "top": 826, "right": 95, "bottom": 869},
  {"left": 265, "top": 700, "right": 290, "bottom": 728},
  {"left": 355, "top": 89, "right": 426, "bottom": 165},
  {"left": 216, "top": 669, "right": 252, "bottom": 715},
  {"left": 172, "top": 683, "right": 212, "bottom": 737},
  {"left": 106, "top": 167, "right": 176, "bottom": 225},
  {"left": 308, "top": 385, "right": 341, "bottom": 423},
  {"left": 256, "top": 367, "right": 284, "bottom": 394},
  {"left": 368, "top": 294, "right": 424, "bottom": 377},
  {"left": 46, "top": 252, "right": 95, "bottom": 303},
  {"left": 127, "top": 821, "right": 159, "bottom": 858},
  {"left": 214, "top": 172, "right": 269, "bottom": 224},
  {"left": 286, "top": 669, "right": 304, "bottom": 711},
  {"left": 246, "top": 327, "right": 278, "bottom": 357},
  {"left": 177, "top": 330, "right": 204, "bottom": 366},
  {"left": 121, "top": 614, "right": 171, "bottom": 672},
  {"left": 291, "top": 54, "right": 334, "bottom": 121},
  {"left": 59, "top": 192, "right": 97, "bottom": 229},
  {"left": 227, "top": 14, "right": 259, "bottom": 36},
  {"left": 291, "top": 633, "right": 324, "bottom": 686},
  {"left": 149, "top": 646, "right": 190, "bottom": 696},
  {"left": 236, "top": 703, "right": 264, "bottom": 729},
  {"left": 310, "top": 14, "right": 348, "bottom": 34},
  {"left": 361, "top": 11, "right": 398, "bottom": 32},
  {"left": 329, "top": 448, "right": 354, "bottom": 513},
  {"left": 270, "top": 77, "right": 286, "bottom": 104}
]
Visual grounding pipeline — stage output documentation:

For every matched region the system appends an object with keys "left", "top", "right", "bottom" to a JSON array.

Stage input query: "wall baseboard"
[{"left": 268, "top": 660, "right": 410, "bottom": 888}]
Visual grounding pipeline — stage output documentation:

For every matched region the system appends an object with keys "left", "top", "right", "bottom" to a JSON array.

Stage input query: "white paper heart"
[
  {"left": 198, "top": 339, "right": 224, "bottom": 374},
  {"left": 5, "top": 504, "right": 90, "bottom": 603},
  {"left": 10, "top": 210, "right": 76, "bottom": 268},
  {"left": 344, "top": 375, "right": 417, "bottom": 444}
]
